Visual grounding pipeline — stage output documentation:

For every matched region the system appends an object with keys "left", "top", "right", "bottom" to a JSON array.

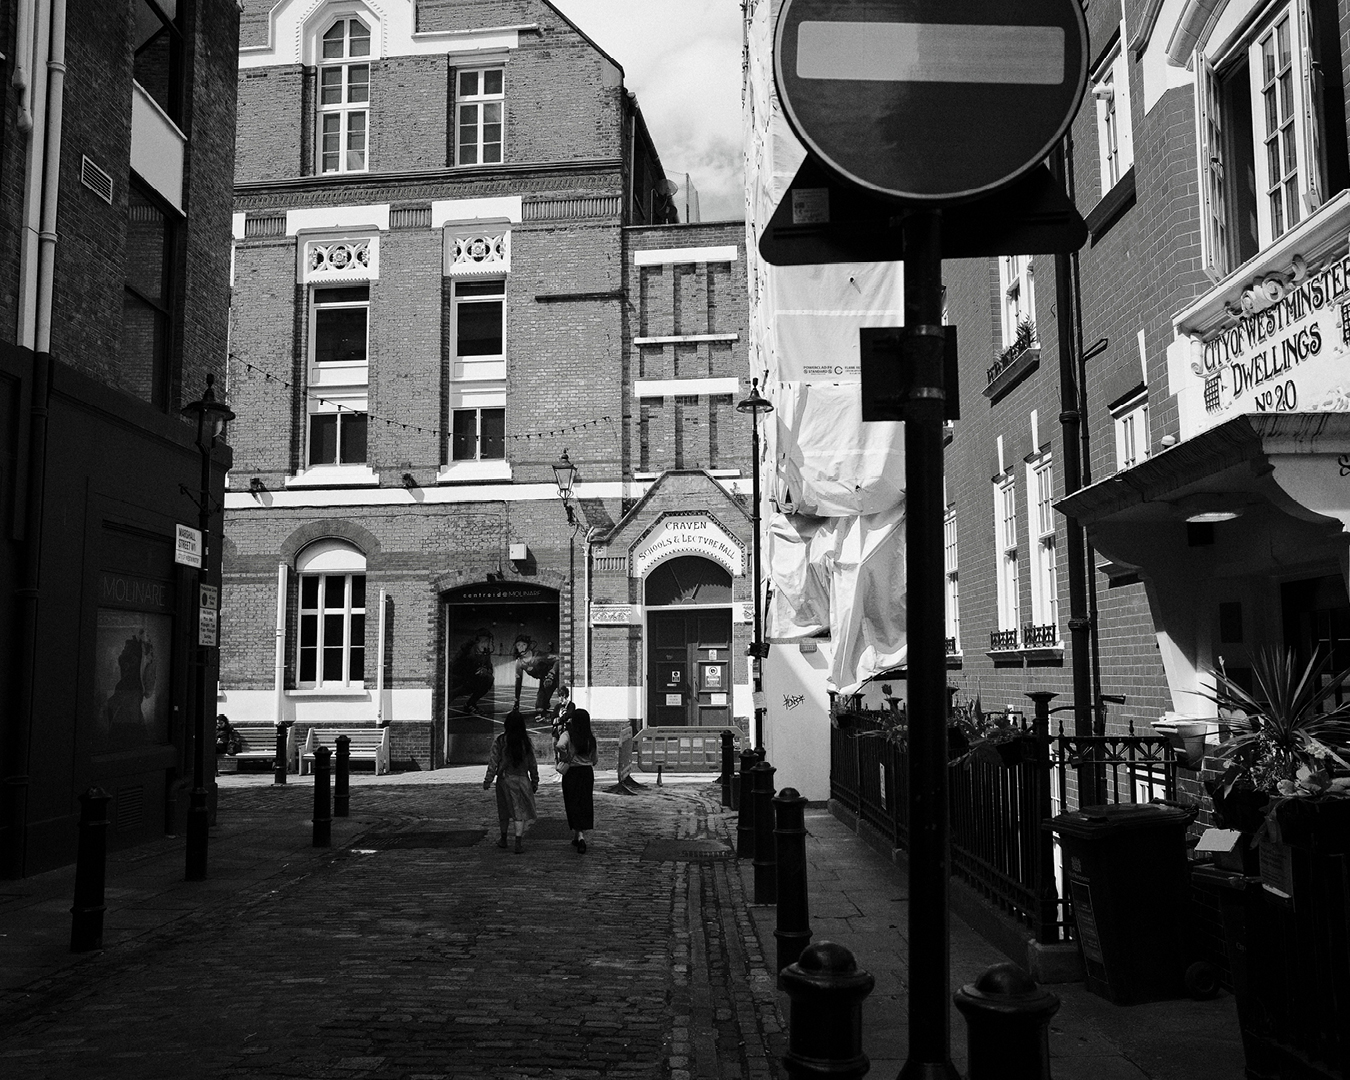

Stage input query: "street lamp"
[
  {"left": 736, "top": 379, "right": 774, "bottom": 750},
  {"left": 181, "top": 373, "right": 234, "bottom": 881},
  {"left": 553, "top": 450, "right": 579, "bottom": 686}
]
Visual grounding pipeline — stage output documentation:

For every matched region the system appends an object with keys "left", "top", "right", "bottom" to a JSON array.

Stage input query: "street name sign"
[
  {"left": 175, "top": 523, "right": 202, "bottom": 568},
  {"left": 774, "top": 0, "right": 1089, "bottom": 202}
]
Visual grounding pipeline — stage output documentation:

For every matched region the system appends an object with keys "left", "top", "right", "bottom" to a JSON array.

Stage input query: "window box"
[
  {"left": 1086, "top": 166, "right": 1136, "bottom": 242},
  {"left": 437, "top": 459, "right": 513, "bottom": 484},
  {"left": 985, "top": 343, "right": 1040, "bottom": 400}
]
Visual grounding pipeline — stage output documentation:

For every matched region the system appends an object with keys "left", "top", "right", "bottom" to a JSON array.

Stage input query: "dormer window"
[{"left": 319, "top": 17, "right": 371, "bottom": 174}]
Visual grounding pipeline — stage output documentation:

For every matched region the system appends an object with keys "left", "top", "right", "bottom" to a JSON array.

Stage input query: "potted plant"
[
  {"left": 951, "top": 695, "right": 1034, "bottom": 767},
  {"left": 1200, "top": 649, "right": 1350, "bottom": 1079},
  {"left": 1205, "top": 649, "right": 1350, "bottom": 842}
]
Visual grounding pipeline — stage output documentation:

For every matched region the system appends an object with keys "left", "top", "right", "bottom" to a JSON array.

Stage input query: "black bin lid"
[{"left": 1048, "top": 802, "right": 1195, "bottom": 839}]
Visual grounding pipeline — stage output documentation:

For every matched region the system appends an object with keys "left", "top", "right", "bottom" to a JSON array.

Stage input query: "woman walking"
[
  {"left": 483, "top": 710, "right": 539, "bottom": 853},
  {"left": 556, "top": 708, "right": 598, "bottom": 853}
]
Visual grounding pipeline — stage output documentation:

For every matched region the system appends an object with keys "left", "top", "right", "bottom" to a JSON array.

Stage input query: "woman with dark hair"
[
  {"left": 555, "top": 707, "right": 598, "bottom": 853},
  {"left": 482, "top": 709, "right": 539, "bottom": 853}
]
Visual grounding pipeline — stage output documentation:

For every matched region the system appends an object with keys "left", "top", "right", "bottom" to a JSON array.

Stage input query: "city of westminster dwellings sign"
[{"left": 1169, "top": 209, "right": 1350, "bottom": 439}]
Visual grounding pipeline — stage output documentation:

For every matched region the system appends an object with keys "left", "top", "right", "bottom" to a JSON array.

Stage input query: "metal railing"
[
  {"left": 1021, "top": 623, "right": 1059, "bottom": 648},
  {"left": 830, "top": 700, "right": 1184, "bottom": 944},
  {"left": 990, "top": 628, "right": 1019, "bottom": 650}
]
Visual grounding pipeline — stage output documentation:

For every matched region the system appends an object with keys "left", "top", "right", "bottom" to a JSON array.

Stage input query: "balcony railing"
[
  {"left": 1022, "top": 623, "right": 1059, "bottom": 648},
  {"left": 990, "top": 628, "right": 1019, "bottom": 650},
  {"left": 944, "top": 636, "right": 958, "bottom": 655}
]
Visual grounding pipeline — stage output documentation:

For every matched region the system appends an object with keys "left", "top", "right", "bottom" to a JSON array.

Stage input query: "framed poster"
[{"left": 665, "top": 694, "right": 682, "bottom": 706}]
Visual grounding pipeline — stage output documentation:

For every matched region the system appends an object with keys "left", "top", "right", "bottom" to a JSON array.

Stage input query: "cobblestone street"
[{"left": 0, "top": 780, "right": 785, "bottom": 1080}]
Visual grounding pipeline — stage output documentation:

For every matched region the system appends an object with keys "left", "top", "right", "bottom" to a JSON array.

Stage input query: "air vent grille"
[{"left": 81, "top": 155, "right": 113, "bottom": 204}]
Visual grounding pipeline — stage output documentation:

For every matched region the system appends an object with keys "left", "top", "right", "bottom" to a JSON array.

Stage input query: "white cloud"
[{"left": 549, "top": 0, "right": 744, "bottom": 221}]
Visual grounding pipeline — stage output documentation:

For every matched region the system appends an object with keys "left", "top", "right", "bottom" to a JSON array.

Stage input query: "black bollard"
[
  {"left": 334, "top": 733, "right": 351, "bottom": 817},
  {"left": 752, "top": 761, "right": 777, "bottom": 904},
  {"left": 774, "top": 787, "right": 811, "bottom": 971},
  {"left": 273, "top": 720, "right": 292, "bottom": 785},
  {"left": 312, "top": 744, "right": 332, "bottom": 848},
  {"left": 737, "top": 747, "right": 757, "bottom": 856},
  {"left": 953, "top": 963, "right": 1061, "bottom": 1080},
  {"left": 779, "top": 941, "right": 875, "bottom": 1080},
  {"left": 720, "top": 729, "right": 735, "bottom": 807},
  {"left": 70, "top": 787, "right": 112, "bottom": 953}
]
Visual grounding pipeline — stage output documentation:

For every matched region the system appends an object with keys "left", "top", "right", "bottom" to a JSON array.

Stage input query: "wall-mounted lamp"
[{"left": 553, "top": 449, "right": 577, "bottom": 525}]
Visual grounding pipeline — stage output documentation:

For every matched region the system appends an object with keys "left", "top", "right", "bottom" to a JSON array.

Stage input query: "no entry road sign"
[{"left": 775, "top": 0, "right": 1089, "bottom": 203}]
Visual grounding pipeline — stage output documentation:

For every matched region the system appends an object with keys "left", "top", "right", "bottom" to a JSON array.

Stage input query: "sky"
[{"left": 549, "top": 0, "right": 745, "bottom": 222}]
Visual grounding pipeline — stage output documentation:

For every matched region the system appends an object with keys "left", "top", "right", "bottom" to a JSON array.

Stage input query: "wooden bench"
[
  {"left": 224, "top": 721, "right": 296, "bottom": 771},
  {"left": 635, "top": 726, "right": 741, "bottom": 772},
  {"left": 300, "top": 726, "right": 391, "bottom": 776}
]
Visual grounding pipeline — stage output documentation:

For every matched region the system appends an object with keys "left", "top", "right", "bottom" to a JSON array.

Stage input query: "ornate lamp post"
[
  {"left": 736, "top": 379, "right": 774, "bottom": 750},
  {"left": 181, "top": 373, "right": 234, "bottom": 881},
  {"left": 552, "top": 450, "right": 579, "bottom": 686}
]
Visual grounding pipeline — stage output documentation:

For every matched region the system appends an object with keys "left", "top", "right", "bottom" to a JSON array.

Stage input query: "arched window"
[
  {"left": 644, "top": 556, "right": 732, "bottom": 607},
  {"left": 296, "top": 540, "right": 367, "bottom": 688},
  {"left": 318, "top": 16, "right": 371, "bottom": 173}
]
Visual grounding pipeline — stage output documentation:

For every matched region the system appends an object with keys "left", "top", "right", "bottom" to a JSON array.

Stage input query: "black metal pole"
[
  {"left": 721, "top": 729, "right": 735, "bottom": 807},
  {"left": 186, "top": 436, "right": 212, "bottom": 882},
  {"left": 737, "top": 746, "right": 757, "bottom": 856},
  {"left": 751, "top": 403, "right": 765, "bottom": 751},
  {"left": 752, "top": 761, "right": 777, "bottom": 903},
  {"left": 274, "top": 720, "right": 291, "bottom": 785},
  {"left": 900, "top": 209, "right": 958, "bottom": 1079},
  {"left": 312, "top": 745, "right": 331, "bottom": 848},
  {"left": 334, "top": 733, "right": 350, "bottom": 817},
  {"left": 774, "top": 786, "right": 811, "bottom": 971},
  {"left": 70, "top": 787, "right": 111, "bottom": 952}
]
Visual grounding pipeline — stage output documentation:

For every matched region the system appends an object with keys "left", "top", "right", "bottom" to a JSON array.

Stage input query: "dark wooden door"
[{"left": 647, "top": 609, "right": 732, "bottom": 726}]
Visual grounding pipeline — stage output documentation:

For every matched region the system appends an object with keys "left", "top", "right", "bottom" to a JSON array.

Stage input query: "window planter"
[{"left": 984, "top": 345, "right": 1040, "bottom": 402}]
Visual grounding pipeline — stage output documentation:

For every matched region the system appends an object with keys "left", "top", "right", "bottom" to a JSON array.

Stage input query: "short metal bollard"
[
  {"left": 312, "top": 744, "right": 332, "bottom": 848},
  {"left": 70, "top": 787, "right": 112, "bottom": 953},
  {"left": 273, "top": 720, "right": 293, "bottom": 785},
  {"left": 737, "top": 747, "right": 758, "bottom": 857},
  {"left": 953, "top": 963, "right": 1061, "bottom": 1080},
  {"left": 780, "top": 941, "right": 875, "bottom": 1080},
  {"left": 334, "top": 733, "right": 351, "bottom": 817},
  {"left": 720, "top": 729, "right": 735, "bottom": 807},
  {"left": 774, "top": 787, "right": 811, "bottom": 971},
  {"left": 752, "top": 761, "right": 777, "bottom": 904}
]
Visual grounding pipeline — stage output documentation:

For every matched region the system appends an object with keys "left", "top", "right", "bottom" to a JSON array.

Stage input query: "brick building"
[
  {"left": 221, "top": 0, "right": 756, "bottom": 767},
  {"left": 748, "top": 0, "right": 1350, "bottom": 803},
  {"left": 1, "top": 0, "right": 241, "bottom": 875}
]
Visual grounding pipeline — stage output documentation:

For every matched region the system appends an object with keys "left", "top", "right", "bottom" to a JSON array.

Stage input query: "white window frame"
[
  {"left": 998, "top": 256, "right": 1037, "bottom": 348},
  {"left": 1092, "top": 30, "right": 1134, "bottom": 195},
  {"left": 295, "top": 541, "right": 367, "bottom": 690},
  {"left": 1026, "top": 457, "right": 1059, "bottom": 637},
  {"left": 451, "top": 406, "right": 505, "bottom": 462},
  {"left": 317, "top": 16, "right": 371, "bottom": 174},
  {"left": 307, "top": 285, "right": 369, "bottom": 470},
  {"left": 995, "top": 477, "right": 1020, "bottom": 635},
  {"left": 1113, "top": 391, "right": 1151, "bottom": 471},
  {"left": 451, "top": 277, "right": 505, "bottom": 376},
  {"left": 1195, "top": 0, "right": 1324, "bottom": 280},
  {"left": 944, "top": 504, "right": 960, "bottom": 653},
  {"left": 456, "top": 66, "right": 505, "bottom": 166}
]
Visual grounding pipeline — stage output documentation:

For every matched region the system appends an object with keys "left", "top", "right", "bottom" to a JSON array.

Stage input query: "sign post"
[{"left": 768, "top": 3, "right": 1089, "bottom": 1077}]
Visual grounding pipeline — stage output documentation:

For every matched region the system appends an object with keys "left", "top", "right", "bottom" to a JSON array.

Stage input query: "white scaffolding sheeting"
[
  {"left": 828, "top": 500, "right": 907, "bottom": 695},
  {"left": 766, "top": 512, "right": 834, "bottom": 639},
  {"left": 772, "top": 382, "right": 905, "bottom": 517}
]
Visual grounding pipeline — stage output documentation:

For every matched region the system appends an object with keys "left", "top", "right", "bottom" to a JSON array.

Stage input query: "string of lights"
[{"left": 233, "top": 358, "right": 615, "bottom": 443}]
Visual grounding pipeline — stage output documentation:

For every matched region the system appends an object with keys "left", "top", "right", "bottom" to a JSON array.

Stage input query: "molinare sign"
[
  {"left": 630, "top": 514, "right": 745, "bottom": 578},
  {"left": 1190, "top": 252, "right": 1350, "bottom": 421}
]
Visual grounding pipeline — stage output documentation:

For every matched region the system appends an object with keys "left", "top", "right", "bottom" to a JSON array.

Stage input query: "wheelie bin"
[{"left": 1048, "top": 801, "right": 1199, "bottom": 1004}]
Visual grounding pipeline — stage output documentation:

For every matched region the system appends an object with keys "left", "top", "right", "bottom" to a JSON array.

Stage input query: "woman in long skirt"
[
  {"left": 483, "top": 710, "right": 539, "bottom": 853},
  {"left": 556, "top": 708, "right": 598, "bottom": 853}
]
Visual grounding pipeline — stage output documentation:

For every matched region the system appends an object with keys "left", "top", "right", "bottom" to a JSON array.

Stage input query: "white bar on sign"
[{"left": 797, "top": 21, "right": 1065, "bottom": 85}]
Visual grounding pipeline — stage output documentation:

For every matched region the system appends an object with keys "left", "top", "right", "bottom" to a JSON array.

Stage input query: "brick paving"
[{"left": 0, "top": 780, "right": 785, "bottom": 1080}]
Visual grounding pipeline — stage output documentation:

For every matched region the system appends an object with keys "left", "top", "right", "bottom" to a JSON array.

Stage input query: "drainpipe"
[
  {"left": 1048, "top": 138, "right": 1099, "bottom": 804},
  {"left": 273, "top": 563, "right": 287, "bottom": 725},
  {"left": 6, "top": 0, "right": 65, "bottom": 879}
]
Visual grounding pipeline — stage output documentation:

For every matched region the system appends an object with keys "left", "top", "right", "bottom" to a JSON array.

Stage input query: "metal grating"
[
  {"left": 390, "top": 206, "right": 432, "bottom": 229},
  {"left": 80, "top": 155, "right": 113, "bottom": 203},
  {"left": 243, "top": 214, "right": 286, "bottom": 238},
  {"left": 524, "top": 196, "right": 622, "bottom": 221},
  {"left": 640, "top": 838, "right": 735, "bottom": 862},
  {"left": 116, "top": 785, "right": 145, "bottom": 830}
]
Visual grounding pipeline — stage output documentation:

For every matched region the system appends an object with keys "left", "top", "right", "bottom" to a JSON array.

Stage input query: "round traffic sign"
[{"left": 774, "top": 0, "right": 1089, "bottom": 203}]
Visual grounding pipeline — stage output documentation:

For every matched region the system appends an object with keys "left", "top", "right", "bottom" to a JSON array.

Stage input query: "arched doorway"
[{"left": 644, "top": 556, "right": 732, "bottom": 727}]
